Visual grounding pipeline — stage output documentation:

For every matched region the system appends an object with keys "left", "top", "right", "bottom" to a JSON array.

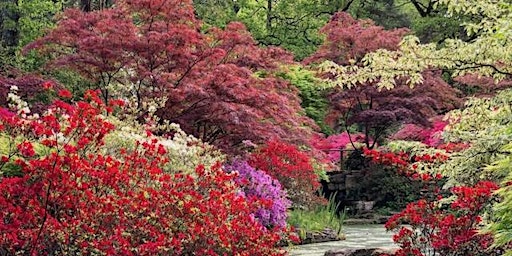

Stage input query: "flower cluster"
[
  {"left": 436, "top": 142, "right": 470, "bottom": 153},
  {"left": 0, "top": 90, "right": 286, "bottom": 255},
  {"left": 385, "top": 181, "right": 500, "bottom": 256},
  {"left": 224, "top": 160, "right": 291, "bottom": 228},
  {"left": 250, "top": 140, "right": 323, "bottom": 208},
  {"left": 310, "top": 132, "right": 365, "bottom": 164},
  {"left": 363, "top": 148, "right": 446, "bottom": 181}
]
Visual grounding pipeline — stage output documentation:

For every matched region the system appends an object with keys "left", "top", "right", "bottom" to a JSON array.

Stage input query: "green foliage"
[
  {"left": 194, "top": 0, "right": 353, "bottom": 60},
  {"left": 437, "top": 89, "right": 512, "bottom": 185},
  {"left": 16, "top": 0, "right": 61, "bottom": 47},
  {"left": 347, "top": 0, "right": 411, "bottom": 29},
  {"left": 287, "top": 194, "right": 345, "bottom": 239},
  {"left": 386, "top": 140, "right": 448, "bottom": 159},
  {"left": 0, "top": 0, "right": 60, "bottom": 70},
  {"left": 361, "top": 163, "right": 423, "bottom": 210},
  {"left": 486, "top": 127, "right": 512, "bottom": 254},
  {"left": 410, "top": 15, "right": 467, "bottom": 43},
  {"left": 321, "top": 0, "right": 512, "bottom": 89},
  {"left": 489, "top": 159, "right": 512, "bottom": 255},
  {"left": 277, "top": 65, "right": 333, "bottom": 134}
]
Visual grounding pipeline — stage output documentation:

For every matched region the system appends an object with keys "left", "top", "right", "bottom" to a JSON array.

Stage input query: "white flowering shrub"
[{"left": 104, "top": 118, "right": 225, "bottom": 175}]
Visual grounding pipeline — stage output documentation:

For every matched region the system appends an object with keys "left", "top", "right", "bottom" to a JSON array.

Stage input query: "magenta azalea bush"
[
  {"left": 311, "top": 132, "right": 365, "bottom": 163},
  {"left": 224, "top": 160, "right": 290, "bottom": 228}
]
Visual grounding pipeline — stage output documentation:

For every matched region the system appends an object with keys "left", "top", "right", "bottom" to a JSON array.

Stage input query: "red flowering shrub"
[
  {"left": 386, "top": 181, "right": 500, "bottom": 256},
  {"left": 0, "top": 90, "right": 286, "bottom": 255},
  {"left": 364, "top": 149, "right": 503, "bottom": 255},
  {"left": 363, "top": 148, "right": 447, "bottom": 179},
  {"left": 250, "top": 140, "right": 323, "bottom": 208}
]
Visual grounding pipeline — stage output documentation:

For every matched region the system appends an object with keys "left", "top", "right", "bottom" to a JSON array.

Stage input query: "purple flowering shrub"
[{"left": 224, "top": 160, "right": 291, "bottom": 228}]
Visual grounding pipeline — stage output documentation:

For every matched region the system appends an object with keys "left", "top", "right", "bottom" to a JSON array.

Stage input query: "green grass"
[{"left": 287, "top": 194, "right": 345, "bottom": 239}]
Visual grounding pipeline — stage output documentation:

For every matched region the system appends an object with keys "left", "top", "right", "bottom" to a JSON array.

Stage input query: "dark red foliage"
[
  {"left": 0, "top": 90, "right": 288, "bottom": 255},
  {"left": 325, "top": 72, "right": 461, "bottom": 148},
  {"left": 304, "top": 13, "right": 462, "bottom": 148},
  {"left": 304, "top": 12, "right": 409, "bottom": 66},
  {"left": 0, "top": 70, "right": 61, "bottom": 114},
  {"left": 25, "top": 0, "right": 316, "bottom": 156},
  {"left": 455, "top": 73, "right": 512, "bottom": 97}
]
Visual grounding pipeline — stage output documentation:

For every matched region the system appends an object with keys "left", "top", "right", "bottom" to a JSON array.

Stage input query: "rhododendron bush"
[
  {"left": 103, "top": 119, "right": 225, "bottom": 175},
  {"left": 310, "top": 132, "right": 364, "bottom": 165},
  {"left": 250, "top": 140, "right": 324, "bottom": 208},
  {"left": 224, "top": 160, "right": 290, "bottom": 228},
  {"left": 385, "top": 181, "right": 501, "bottom": 256},
  {"left": 363, "top": 149, "right": 504, "bottom": 255},
  {"left": 0, "top": 90, "right": 287, "bottom": 255}
]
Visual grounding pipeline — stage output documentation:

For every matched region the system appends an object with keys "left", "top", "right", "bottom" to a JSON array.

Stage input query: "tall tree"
[
  {"left": 306, "top": 12, "right": 461, "bottom": 148},
  {"left": 0, "top": 0, "right": 20, "bottom": 57},
  {"left": 194, "top": 0, "right": 355, "bottom": 60},
  {"left": 27, "top": 0, "right": 318, "bottom": 155}
]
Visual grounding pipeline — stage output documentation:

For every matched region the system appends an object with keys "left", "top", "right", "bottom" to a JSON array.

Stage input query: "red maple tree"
[
  {"left": 25, "top": 0, "right": 317, "bottom": 155},
  {"left": 305, "top": 12, "right": 461, "bottom": 148}
]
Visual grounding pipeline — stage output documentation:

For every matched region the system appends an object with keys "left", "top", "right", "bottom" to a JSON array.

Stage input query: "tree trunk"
[
  {"left": 80, "top": 0, "right": 91, "bottom": 12},
  {"left": 0, "top": 0, "right": 20, "bottom": 52}
]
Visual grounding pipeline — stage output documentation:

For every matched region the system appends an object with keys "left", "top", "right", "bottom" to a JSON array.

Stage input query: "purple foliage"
[{"left": 224, "top": 160, "right": 290, "bottom": 228}]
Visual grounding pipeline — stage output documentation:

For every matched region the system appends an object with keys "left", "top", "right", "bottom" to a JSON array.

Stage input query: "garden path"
[{"left": 290, "top": 224, "right": 396, "bottom": 256}]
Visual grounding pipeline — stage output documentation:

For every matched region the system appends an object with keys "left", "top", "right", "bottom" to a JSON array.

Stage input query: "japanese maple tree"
[
  {"left": 25, "top": 0, "right": 317, "bottom": 155},
  {"left": 0, "top": 70, "right": 61, "bottom": 114},
  {"left": 305, "top": 12, "right": 462, "bottom": 148}
]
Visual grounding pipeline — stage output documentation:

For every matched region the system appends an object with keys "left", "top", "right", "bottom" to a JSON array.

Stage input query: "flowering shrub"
[
  {"left": 363, "top": 148, "right": 502, "bottom": 255},
  {"left": 310, "top": 132, "right": 364, "bottom": 164},
  {"left": 103, "top": 119, "right": 226, "bottom": 175},
  {"left": 250, "top": 140, "right": 323, "bottom": 208},
  {"left": 385, "top": 181, "right": 500, "bottom": 256},
  {"left": 224, "top": 160, "right": 290, "bottom": 228},
  {"left": 420, "top": 120, "right": 447, "bottom": 147},
  {"left": 391, "top": 120, "right": 448, "bottom": 147},
  {"left": 363, "top": 148, "right": 447, "bottom": 180},
  {"left": 0, "top": 72, "right": 59, "bottom": 114},
  {"left": 0, "top": 90, "right": 286, "bottom": 255}
]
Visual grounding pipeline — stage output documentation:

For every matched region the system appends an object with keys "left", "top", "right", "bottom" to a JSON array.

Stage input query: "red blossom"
[
  {"left": 0, "top": 92, "right": 288, "bottom": 255},
  {"left": 386, "top": 181, "right": 499, "bottom": 256},
  {"left": 250, "top": 140, "right": 324, "bottom": 207},
  {"left": 57, "top": 89, "right": 72, "bottom": 99},
  {"left": 17, "top": 141, "right": 35, "bottom": 157}
]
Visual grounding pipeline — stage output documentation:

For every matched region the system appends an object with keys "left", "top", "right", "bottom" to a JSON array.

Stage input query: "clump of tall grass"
[{"left": 287, "top": 194, "right": 345, "bottom": 239}]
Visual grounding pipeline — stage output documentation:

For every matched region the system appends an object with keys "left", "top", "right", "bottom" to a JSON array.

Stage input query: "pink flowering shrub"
[
  {"left": 392, "top": 119, "right": 448, "bottom": 147},
  {"left": 310, "top": 132, "right": 364, "bottom": 163}
]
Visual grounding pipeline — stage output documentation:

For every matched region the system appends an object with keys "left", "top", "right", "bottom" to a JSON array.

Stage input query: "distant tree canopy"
[{"left": 192, "top": 0, "right": 470, "bottom": 60}]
